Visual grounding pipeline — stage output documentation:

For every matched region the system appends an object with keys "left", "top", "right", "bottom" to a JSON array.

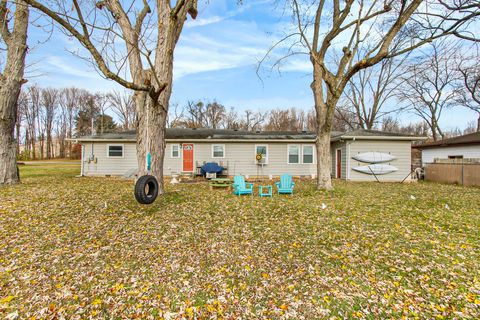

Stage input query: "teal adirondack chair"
[
  {"left": 232, "top": 175, "right": 254, "bottom": 196},
  {"left": 275, "top": 174, "right": 295, "bottom": 194}
]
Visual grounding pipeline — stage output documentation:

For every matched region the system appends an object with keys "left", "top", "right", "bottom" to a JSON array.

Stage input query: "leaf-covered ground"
[{"left": 1, "top": 163, "right": 479, "bottom": 319}]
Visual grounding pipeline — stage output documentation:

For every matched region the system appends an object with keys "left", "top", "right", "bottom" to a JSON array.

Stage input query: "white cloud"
[
  {"left": 44, "top": 56, "right": 100, "bottom": 79},
  {"left": 174, "top": 19, "right": 271, "bottom": 79},
  {"left": 185, "top": 15, "right": 226, "bottom": 28}
]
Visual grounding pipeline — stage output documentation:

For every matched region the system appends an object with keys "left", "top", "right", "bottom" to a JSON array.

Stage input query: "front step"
[{"left": 179, "top": 171, "right": 195, "bottom": 181}]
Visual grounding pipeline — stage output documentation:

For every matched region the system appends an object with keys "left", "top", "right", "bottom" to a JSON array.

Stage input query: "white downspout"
[
  {"left": 81, "top": 143, "right": 85, "bottom": 176},
  {"left": 347, "top": 137, "right": 355, "bottom": 180}
]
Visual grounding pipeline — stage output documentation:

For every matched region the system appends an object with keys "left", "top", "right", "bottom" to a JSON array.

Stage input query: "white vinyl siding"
[
  {"left": 212, "top": 144, "right": 225, "bottom": 158},
  {"left": 79, "top": 140, "right": 412, "bottom": 182},
  {"left": 421, "top": 145, "right": 480, "bottom": 166},
  {"left": 83, "top": 142, "right": 317, "bottom": 177},
  {"left": 349, "top": 140, "right": 412, "bottom": 182},
  {"left": 84, "top": 143, "right": 136, "bottom": 176}
]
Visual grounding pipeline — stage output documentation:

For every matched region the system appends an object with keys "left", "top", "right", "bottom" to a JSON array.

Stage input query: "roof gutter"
[
  {"left": 71, "top": 138, "right": 317, "bottom": 143},
  {"left": 331, "top": 135, "right": 427, "bottom": 142},
  {"left": 67, "top": 138, "right": 136, "bottom": 142},
  {"left": 415, "top": 141, "right": 480, "bottom": 149},
  {"left": 70, "top": 136, "right": 427, "bottom": 143}
]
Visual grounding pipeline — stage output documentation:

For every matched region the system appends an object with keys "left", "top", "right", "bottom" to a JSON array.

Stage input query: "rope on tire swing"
[{"left": 134, "top": 101, "right": 159, "bottom": 204}]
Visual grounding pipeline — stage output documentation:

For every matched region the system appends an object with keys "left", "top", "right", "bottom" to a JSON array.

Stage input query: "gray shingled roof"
[
  {"left": 415, "top": 131, "right": 480, "bottom": 149},
  {"left": 74, "top": 128, "right": 319, "bottom": 141},
  {"left": 73, "top": 128, "right": 422, "bottom": 141},
  {"left": 331, "top": 129, "right": 425, "bottom": 141},
  {"left": 337, "top": 129, "right": 422, "bottom": 138}
]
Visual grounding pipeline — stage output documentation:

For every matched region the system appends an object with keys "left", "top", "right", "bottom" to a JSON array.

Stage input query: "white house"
[
  {"left": 416, "top": 131, "right": 480, "bottom": 166},
  {"left": 73, "top": 128, "right": 424, "bottom": 181}
]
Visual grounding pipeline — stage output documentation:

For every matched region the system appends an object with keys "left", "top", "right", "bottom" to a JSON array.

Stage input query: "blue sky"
[{"left": 25, "top": 0, "right": 477, "bottom": 131}]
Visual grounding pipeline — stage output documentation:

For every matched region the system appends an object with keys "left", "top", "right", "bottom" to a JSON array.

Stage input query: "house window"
[
  {"left": 448, "top": 155, "right": 463, "bottom": 159},
  {"left": 256, "top": 145, "right": 268, "bottom": 163},
  {"left": 107, "top": 145, "right": 123, "bottom": 158},
  {"left": 288, "top": 145, "right": 300, "bottom": 164},
  {"left": 171, "top": 144, "right": 180, "bottom": 158},
  {"left": 303, "top": 145, "right": 314, "bottom": 164},
  {"left": 212, "top": 144, "right": 225, "bottom": 158}
]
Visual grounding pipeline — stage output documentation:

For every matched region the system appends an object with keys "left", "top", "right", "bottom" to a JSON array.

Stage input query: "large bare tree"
[
  {"left": 262, "top": 0, "right": 473, "bottom": 190},
  {"left": 25, "top": 85, "right": 41, "bottom": 159},
  {"left": 241, "top": 109, "right": 267, "bottom": 131},
  {"left": 397, "top": 41, "right": 462, "bottom": 141},
  {"left": 41, "top": 87, "right": 58, "bottom": 159},
  {"left": 457, "top": 55, "right": 480, "bottom": 131},
  {"left": 60, "top": 87, "right": 84, "bottom": 157},
  {"left": 205, "top": 101, "right": 226, "bottom": 129},
  {"left": 343, "top": 45, "right": 409, "bottom": 129},
  {"left": 16, "top": 90, "right": 28, "bottom": 155},
  {"left": 437, "top": 0, "right": 480, "bottom": 42},
  {"left": 107, "top": 90, "right": 136, "bottom": 130},
  {"left": 25, "top": 0, "right": 198, "bottom": 194},
  {"left": 0, "top": 0, "right": 29, "bottom": 185}
]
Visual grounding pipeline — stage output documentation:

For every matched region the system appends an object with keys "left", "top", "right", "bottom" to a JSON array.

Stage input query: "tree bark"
[
  {"left": 134, "top": 37, "right": 174, "bottom": 195},
  {"left": 315, "top": 131, "right": 332, "bottom": 190},
  {"left": 0, "top": 1, "right": 29, "bottom": 185},
  {"left": 135, "top": 92, "right": 169, "bottom": 195},
  {"left": 46, "top": 130, "right": 52, "bottom": 158},
  {"left": 15, "top": 117, "right": 21, "bottom": 155},
  {"left": 311, "top": 63, "right": 338, "bottom": 190}
]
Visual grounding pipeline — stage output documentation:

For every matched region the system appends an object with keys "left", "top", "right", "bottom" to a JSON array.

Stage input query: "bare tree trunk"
[
  {"left": 312, "top": 63, "right": 338, "bottom": 190},
  {"left": 136, "top": 93, "right": 168, "bottom": 194},
  {"left": 430, "top": 116, "right": 444, "bottom": 141},
  {"left": 315, "top": 131, "right": 332, "bottom": 189},
  {"left": 135, "top": 44, "right": 174, "bottom": 195},
  {"left": 0, "top": 88, "right": 21, "bottom": 184},
  {"left": 30, "top": 128, "right": 35, "bottom": 159},
  {"left": 24, "top": 129, "right": 29, "bottom": 157},
  {"left": 15, "top": 118, "right": 21, "bottom": 155},
  {"left": 39, "top": 133, "right": 44, "bottom": 159},
  {"left": 0, "top": 1, "right": 29, "bottom": 185}
]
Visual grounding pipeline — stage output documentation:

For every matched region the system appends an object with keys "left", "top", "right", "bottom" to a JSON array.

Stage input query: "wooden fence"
[{"left": 425, "top": 160, "right": 480, "bottom": 186}]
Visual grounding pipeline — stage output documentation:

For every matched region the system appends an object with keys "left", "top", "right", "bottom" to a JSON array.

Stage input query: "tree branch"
[{"left": 24, "top": 0, "right": 150, "bottom": 92}]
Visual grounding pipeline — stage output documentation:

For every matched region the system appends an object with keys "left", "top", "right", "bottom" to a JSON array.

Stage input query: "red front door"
[
  {"left": 183, "top": 144, "right": 194, "bottom": 172},
  {"left": 336, "top": 149, "right": 342, "bottom": 178}
]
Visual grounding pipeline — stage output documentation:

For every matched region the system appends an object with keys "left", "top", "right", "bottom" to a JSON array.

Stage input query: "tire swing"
[
  {"left": 134, "top": 107, "right": 159, "bottom": 204},
  {"left": 134, "top": 153, "right": 159, "bottom": 204}
]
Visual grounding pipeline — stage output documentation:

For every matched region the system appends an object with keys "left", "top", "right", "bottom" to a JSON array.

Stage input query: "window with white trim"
[
  {"left": 288, "top": 145, "right": 300, "bottom": 164},
  {"left": 212, "top": 144, "right": 225, "bottom": 158},
  {"left": 171, "top": 144, "right": 180, "bottom": 158},
  {"left": 255, "top": 145, "right": 268, "bottom": 163},
  {"left": 303, "top": 145, "right": 314, "bottom": 164},
  {"left": 107, "top": 145, "right": 123, "bottom": 157}
]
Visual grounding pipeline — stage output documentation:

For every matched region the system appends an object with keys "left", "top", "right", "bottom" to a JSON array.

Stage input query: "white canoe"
[
  {"left": 352, "top": 152, "right": 396, "bottom": 164},
  {"left": 353, "top": 164, "right": 398, "bottom": 175}
]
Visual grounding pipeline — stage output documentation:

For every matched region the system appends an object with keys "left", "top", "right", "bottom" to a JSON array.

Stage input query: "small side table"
[{"left": 259, "top": 185, "right": 272, "bottom": 197}]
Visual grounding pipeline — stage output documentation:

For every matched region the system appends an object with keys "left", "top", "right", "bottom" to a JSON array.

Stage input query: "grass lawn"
[{"left": 1, "top": 163, "right": 479, "bottom": 319}]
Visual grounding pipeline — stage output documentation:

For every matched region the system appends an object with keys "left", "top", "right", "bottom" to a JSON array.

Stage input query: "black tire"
[{"left": 134, "top": 175, "right": 159, "bottom": 204}]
